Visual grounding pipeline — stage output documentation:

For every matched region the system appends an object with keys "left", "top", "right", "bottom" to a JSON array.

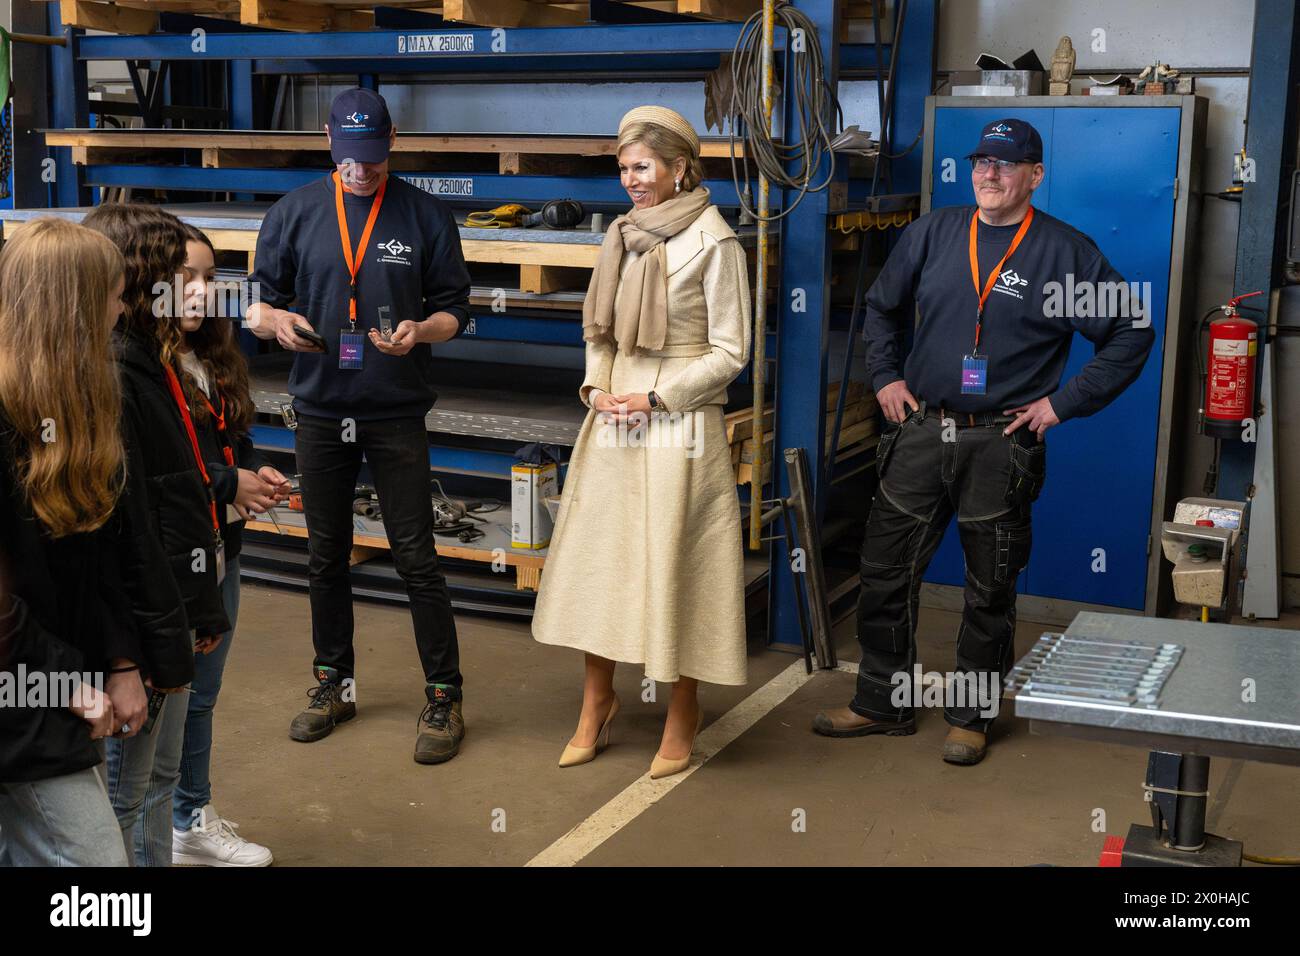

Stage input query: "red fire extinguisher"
[{"left": 1201, "top": 291, "right": 1263, "bottom": 440}]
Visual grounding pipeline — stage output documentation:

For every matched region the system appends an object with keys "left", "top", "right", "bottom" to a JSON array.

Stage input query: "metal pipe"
[
  {"left": 747, "top": 0, "right": 775, "bottom": 551},
  {"left": 4, "top": 31, "right": 67, "bottom": 47},
  {"left": 1172, "top": 754, "right": 1210, "bottom": 851}
]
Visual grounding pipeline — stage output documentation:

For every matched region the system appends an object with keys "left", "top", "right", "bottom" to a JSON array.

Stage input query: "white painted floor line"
[{"left": 525, "top": 657, "right": 825, "bottom": 867}]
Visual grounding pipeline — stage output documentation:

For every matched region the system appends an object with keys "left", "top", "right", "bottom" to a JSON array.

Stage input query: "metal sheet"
[{"left": 248, "top": 360, "right": 587, "bottom": 447}]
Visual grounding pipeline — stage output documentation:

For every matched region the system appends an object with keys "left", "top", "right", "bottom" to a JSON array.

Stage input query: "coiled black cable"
[{"left": 729, "top": 2, "right": 842, "bottom": 222}]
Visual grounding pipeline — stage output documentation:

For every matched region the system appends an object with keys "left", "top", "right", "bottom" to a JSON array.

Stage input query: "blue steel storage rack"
[{"left": 37, "top": 0, "right": 938, "bottom": 649}]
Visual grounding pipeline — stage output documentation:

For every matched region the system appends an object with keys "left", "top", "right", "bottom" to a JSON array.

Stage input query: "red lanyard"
[
  {"left": 967, "top": 206, "right": 1034, "bottom": 350},
  {"left": 162, "top": 363, "right": 220, "bottom": 534},
  {"left": 200, "top": 391, "right": 235, "bottom": 467},
  {"left": 333, "top": 171, "right": 388, "bottom": 327}
]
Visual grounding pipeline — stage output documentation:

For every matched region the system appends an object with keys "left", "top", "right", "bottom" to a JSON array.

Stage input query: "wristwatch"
[{"left": 648, "top": 390, "right": 664, "bottom": 411}]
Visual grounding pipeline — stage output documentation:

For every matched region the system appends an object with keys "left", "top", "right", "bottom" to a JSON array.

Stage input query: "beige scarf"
[{"left": 582, "top": 187, "right": 711, "bottom": 354}]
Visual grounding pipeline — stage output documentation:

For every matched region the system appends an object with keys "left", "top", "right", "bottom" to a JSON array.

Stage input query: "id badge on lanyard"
[
  {"left": 339, "top": 329, "right": 366, "bottom": 370},
  {"left": 965, "top": 207, "right": 1034, "bottom": 398},
  {"left": 961, "top": 351, "right": 988, "bottom": 395},
  {"left": 334, "top": 171, "right": 388, "bottom": 372},
  {"left": 214, "top": 533, "right": 227, "bottom": 585}
]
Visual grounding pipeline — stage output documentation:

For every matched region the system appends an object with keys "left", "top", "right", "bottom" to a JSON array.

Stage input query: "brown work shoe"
[
  {"left": 289, "top": 668, "right": 356, "bottom": 743},
  {"left": 414, "top": 684, "right": 465, "bottom": 765},
  {"left": 941, "top": 726, "right": 987, "bottom": 765},
  {"left": 811, "top": 707, "right": 916, "bottom": 738}
]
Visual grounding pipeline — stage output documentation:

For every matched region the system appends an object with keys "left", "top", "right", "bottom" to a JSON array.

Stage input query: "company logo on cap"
[
  {"left": 341, "top": 110, "right": 379, "bottom": 134},
  {"left": 984, "top": 122, "right": 1015, "bottom": 143}
]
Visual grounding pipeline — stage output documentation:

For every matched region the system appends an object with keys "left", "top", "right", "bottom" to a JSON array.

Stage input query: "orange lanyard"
[
  {"left": 967, "top": 206, "right": 1034, "bottom": 350},
  {"left": 333, "top": 171, "right": 387, "bottom": 328},
  {"left": 162, "top": 363, "right": 221, "bottom": 534}
]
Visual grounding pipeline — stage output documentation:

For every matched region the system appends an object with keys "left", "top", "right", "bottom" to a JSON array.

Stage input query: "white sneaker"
[{"left": 172, "top": 805, "right": 273, "bottom": 867}]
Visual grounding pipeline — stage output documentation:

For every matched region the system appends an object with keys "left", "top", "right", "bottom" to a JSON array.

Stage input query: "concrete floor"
[{"left": 209, "top": 580, "right": 1300, "bottom": 866}]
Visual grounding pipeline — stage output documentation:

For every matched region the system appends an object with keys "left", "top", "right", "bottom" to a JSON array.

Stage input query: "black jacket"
[
  {"left": 0, "top": 412, "right": 192, "bottom": 783},
  {"left": 115, "top": 329, "right": 231, "bottom": 638}
]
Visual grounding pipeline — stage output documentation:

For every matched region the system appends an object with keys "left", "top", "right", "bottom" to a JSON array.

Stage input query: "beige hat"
[{"left": 617, "top": 105, "right": 700, "bottom": 157}]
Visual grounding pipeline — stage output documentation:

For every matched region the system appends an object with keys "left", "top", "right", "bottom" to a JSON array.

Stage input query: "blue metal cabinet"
[{"left": 919, "top": 98, "right": 1200, "bottom": 614}]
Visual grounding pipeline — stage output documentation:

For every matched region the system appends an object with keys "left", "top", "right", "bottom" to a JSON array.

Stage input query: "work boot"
[
  {"left": 289, "top": 667, "right": 356, "bottom": 742},
  {"left": 811, "top": 706, "right": 916, "bottom": 738},
  {"left": 414, "top": 684, "right": 465, "bottom": 765},
  {"left": 941, "top": 726, "right": 988, "bottom": 765}
]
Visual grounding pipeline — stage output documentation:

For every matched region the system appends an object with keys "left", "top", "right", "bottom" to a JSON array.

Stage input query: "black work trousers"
[
  {"left": 852, "top": 405, "right": 1045, "bottom": 731},
  {"left": 295, "top": 413, "right": 461, "bottom": 693}
]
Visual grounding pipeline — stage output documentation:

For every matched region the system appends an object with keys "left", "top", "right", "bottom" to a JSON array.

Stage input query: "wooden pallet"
[
  {"left": 43, "top": 130, "right": 744, "bottom": 177},
  {"left": 729, "top": 380, "right": 879, "bottom": 485},
  {"left": 45, "top": 0, "right": 814, "bottom": 33}
]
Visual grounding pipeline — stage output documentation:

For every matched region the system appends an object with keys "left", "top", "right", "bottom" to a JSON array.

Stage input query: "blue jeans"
[
  {"left": 106, "top": 656, "right": 191, "bottom": 866},
  {"left": 171, "top": 556, "right": 241, "bottom": 830},
  {"left": 0, "top": 765, "right": 129, "bottom": 866}
]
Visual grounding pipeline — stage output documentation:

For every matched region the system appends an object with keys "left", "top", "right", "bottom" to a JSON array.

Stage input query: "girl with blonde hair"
[{"left": 0, "top": 217, "right": 191, "bottom": 865}]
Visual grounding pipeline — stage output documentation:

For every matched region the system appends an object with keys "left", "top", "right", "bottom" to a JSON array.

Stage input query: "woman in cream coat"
[{"left": 532, "top": 106, "right": 752, "bottom": 779}]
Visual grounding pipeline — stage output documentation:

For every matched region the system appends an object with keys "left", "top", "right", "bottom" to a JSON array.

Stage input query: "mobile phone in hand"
[
  {"left": 293, "top": 324, "right": 328, "bottom": 352},
  {"left": 141, "top": 689, "right": 168, "bottom": 734}
]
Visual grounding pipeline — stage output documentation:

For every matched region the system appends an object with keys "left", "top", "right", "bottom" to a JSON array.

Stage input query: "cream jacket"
[{"left": 579, "top": 205, "right": 752, "bottom": 412}]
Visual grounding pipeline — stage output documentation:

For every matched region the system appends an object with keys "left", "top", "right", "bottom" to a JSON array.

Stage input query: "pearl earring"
[{"left": 674, "top": 179, "right": 681, "bottom": 193}]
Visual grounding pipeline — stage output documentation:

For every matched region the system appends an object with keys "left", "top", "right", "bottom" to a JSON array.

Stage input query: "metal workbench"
[{"left": 1013, "top": 612, "right": 1300, "bottom": 768}]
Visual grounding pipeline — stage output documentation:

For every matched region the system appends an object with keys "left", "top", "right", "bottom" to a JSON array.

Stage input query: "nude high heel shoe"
[
  {"left": 649, "top": 708, "right": 704, "bottom": 780},
  {"left": 558, "top": 696, "right": 620, "bottom": 768}
]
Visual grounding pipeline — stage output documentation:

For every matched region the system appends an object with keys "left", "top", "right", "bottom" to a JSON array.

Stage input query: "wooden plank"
[
  {"left": 61, "top": 0, "right": 158, "bottom": 33},
  {"left": 519, "top": 263, "right": 590, "bottom": 294},
  {"left": 461, "top": 238, "right": 601, "bottom": 268},
  {"left": 737, "top": 407, "right": 878, "bottom": 464},
  {"left": 240, "top": 0, "right": 368, "bottom": 31},
  {"left": 676, "top": 0, "right": 760, "bottom": 20},
  {"left": 3, "top": 212, "right": 604, "bottom": 271},
  {"left": 42, "top": 130, "right": 742, "bottom": 159},
  {"left": 442, "top": 0, "right": 586, "bottom": 27},
  {"left": 516, "top": 564, "right": 541, "bottom": 591},
  {"left": 199, "top": 228, "right": 259, "bottom": 255},
  {"left": 349, "top": 544, "right": 386, "bottom": 567},
  {"left": 736, "top": 434, "right": 879, "bottom": 485},
  {"left": 724, "top": 380, "right": 868, "bottom": 444},
  {"left": 498, "top": 152, "right": 522, "bottom": 176},
  {"left": 115, "top": 0, "right": 241, "bottom": 15}
]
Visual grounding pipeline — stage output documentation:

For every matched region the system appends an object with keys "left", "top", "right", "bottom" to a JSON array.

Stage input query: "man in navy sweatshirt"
[
  {"left": 812, "top": 119, "right": 1154, "bottom": 765},
  {"left": 246, "top": 88, "right": 471, "bottom": 765}
]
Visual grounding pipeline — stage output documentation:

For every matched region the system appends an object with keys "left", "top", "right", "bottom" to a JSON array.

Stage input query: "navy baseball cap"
[
  {"left": 328, "top": 88, "right": 393, "bottom": 165},
  {"left": 966, "top": 118, "right": 1043, "bottom": 164}
]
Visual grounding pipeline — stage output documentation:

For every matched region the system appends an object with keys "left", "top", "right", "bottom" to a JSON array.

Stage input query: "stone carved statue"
[{"left": 1050, "top": 36, "right": 1075, "bottom": 95}]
